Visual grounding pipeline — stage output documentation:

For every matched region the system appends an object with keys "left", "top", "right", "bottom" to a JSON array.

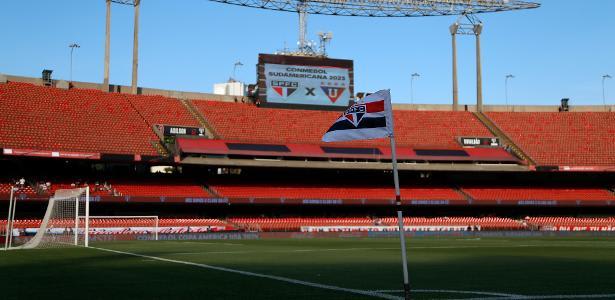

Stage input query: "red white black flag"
[{"left": 322, "top": 90, "right": 393, "bottom": 142}]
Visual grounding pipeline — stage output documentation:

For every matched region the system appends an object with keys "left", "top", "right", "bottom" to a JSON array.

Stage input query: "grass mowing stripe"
[
  {"left": 167, "top": 244, "right": 606, "bottom": 256},
  {"left": 90, "top": 246, "right": 403, "bottom": 300}
]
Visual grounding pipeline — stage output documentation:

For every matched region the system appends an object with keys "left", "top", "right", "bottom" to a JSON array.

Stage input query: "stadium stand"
[
  {"left": 0, "top": 179, "right": 213, "bottom": 198},
  {"left": 228, "top": 216, "right": 524, "bottom": 231},
  {"left": 486, "top": 112, "right": 615, "bottom": 166},
  {"left": 191, "top": 100, "right": 491, "bottom": 149},
  {"left": 0, "top": 82, "right": 160, "bottom": 155},
  {"left": 110, "top": 179, "right": 212, "bottom": 197},
  {"left": 380, "top": 217, "right": 525, "bottom": 230},
  {"left": 10, "top": 216, "right": 615, "bottom": 232},
  {"left": 1, "top": 218, "right": 232, "bottom": 229},
  {"left": 462, "top": 187, "right": 615, "bottom": 202},
  {"left": 124, "top": 94, "right": 200, "bottom": 128},
  {"left": 526, "top": 217, "right": 615, "bottom": 230},
  {"left": 229, "top": 217, "right": 380, "bottom": 231},
  {"left": 209, "top": 183, "right": 463, "bottom": 201},
  {"left": 0, "top": 183, "right": 37, "bottom": 196}
]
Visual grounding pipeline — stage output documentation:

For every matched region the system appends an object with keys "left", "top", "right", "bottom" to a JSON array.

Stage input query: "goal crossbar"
[{"left": 8, "top": 187, "right": 89, "bottom": 250}]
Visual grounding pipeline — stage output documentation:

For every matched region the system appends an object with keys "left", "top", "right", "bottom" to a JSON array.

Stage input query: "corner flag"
[
  {"left": 322, "top": 90, "right": 393, "bottom": 143},
  {"left": 321, "top": 89, "right": 412, "bottom": 300}
]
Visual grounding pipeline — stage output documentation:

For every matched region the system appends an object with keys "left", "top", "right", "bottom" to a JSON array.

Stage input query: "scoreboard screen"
[{"left": 257, "top": 54, "right": 354, "bottom": 108}]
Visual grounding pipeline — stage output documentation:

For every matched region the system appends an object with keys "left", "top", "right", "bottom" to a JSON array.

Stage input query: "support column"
[
  {"left": 103, "top": 0, "right": 111, "bottom": 91},
  {"left": 474, "top": 24, "right": 483, "bottom": 112},
  {"left": 450, "top": 23, "right": 459, "bottom": 111},
  {"left": 131, "top": 0, "right": 140, "bottom": 95}
]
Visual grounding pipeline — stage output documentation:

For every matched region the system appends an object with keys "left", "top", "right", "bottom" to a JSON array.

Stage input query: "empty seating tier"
[
  {"left": 210, "top": 183, "right": 463, "bottom": 200},
  {"left": 228, "top": 217, "right": 524, "bottom": 231},
  {"left": 110, "top": 180, "right": 212, "bottom": 197},
  {"left": 487, "top": 112, "right": 615, "bottom": 166},
  {"left": 0, "top": 82, "right": 159, "bottom": 155},
  {"left": 526, "top": 217, "right": 615, "bottom": 227},
  {"left": 125, "top": 94, "right": 199, "bottom": 128},
  {"left": 1, "top": 218, "right": 230, "bottom": 228},
  {"left": 191, "top": 100, "right": 491, "bottom": 149},
  {"left": 462, "top": 187, "right": 615, "bottom": 202}
]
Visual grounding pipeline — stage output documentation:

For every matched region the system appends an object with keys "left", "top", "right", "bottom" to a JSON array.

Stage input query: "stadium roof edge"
[{"left": 3, "top": 74, "right": 614, "bottom": 112}]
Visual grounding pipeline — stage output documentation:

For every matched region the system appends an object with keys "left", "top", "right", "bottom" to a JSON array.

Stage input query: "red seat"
[
  {"left": 487, "top": 112, "right": 615, "bottom": 166},
  {"left": 191, "top": 100, "right": 491, "bottom": 149}
]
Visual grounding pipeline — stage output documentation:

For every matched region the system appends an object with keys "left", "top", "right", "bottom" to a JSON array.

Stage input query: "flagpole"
[
  {"left": 321, "top": 89, "right": 410, "bottom": 299},
  {"left": 390, "top": 134, "right": 411, "bottom": 300}
]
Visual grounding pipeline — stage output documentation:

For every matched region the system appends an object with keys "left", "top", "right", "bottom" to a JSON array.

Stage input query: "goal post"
[
  {"left": 8, "top": 187, "right": 89, "bottom": 250},
  {"left": 6, "top": 187, "right": 160, "bottom": 250},
  {"left": 2, "top": 186, "right": 15, "bottom": 250}
]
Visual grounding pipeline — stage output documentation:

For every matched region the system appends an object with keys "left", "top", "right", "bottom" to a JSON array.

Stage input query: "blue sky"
[{"left": 1, "top": 0, "right": 614, "bottom": 105}]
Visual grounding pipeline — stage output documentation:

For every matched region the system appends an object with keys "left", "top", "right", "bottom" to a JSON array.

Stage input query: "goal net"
[
  {"left": 9, "top": 187, "right": 89, "bottom": 249},
  {"left": 85, "top": 216, "right": 158, "bottom": 243},
  {"left": 5, "top": 187, "right": 159, "bottom": 250}
]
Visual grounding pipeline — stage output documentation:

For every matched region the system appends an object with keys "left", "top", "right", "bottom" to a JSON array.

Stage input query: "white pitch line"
[
  {"left": 90, "top": 246, "right": 402, "bottom": 300},
  {"left": 373, "top": 289, "right": 615, "bottom": 299},
  {"left": 459, "top": 294, "right": 615, "bottom": 300},
  {"left": 371, "top": 289, "right": 523, "bottom": 297}
]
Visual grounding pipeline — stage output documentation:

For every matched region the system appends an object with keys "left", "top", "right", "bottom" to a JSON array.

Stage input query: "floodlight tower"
[
  {"left": 450, "top": 23, "right": 459, "bottom": 110},
  {"left": 298, "top": 1, "right": 308, "bottom": 54},
  {"left": 103, "top": 0, "right": 141, "bottom": 94},
  {"left": 450, "top": 13, "right": 484, "bottom": 112}
]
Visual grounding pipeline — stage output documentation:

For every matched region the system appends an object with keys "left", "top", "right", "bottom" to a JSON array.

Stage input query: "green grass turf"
[{"left": 2, "top": 237, "right": 615, "bottom": 299}]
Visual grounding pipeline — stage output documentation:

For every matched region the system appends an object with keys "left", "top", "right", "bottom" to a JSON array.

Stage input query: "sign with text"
[
  {"left": 264, "top": 63, "right": 351, "bottom": 106},
  {"left": 459, "top": 137, "right": 501, "bottom": 147},
  {"left": 257, "top": 54, "right": 354, "bottom": 108},
  {"left": 158, "top": 125, "right": 205, "bottom": 137}
]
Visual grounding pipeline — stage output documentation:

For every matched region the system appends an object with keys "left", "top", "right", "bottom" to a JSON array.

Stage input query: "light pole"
[
  {"left": 232, "top": 61, "right": 243, "bottom": 81},
  {"left": 505, "top": 74, "right": 515, "bottom": 106},
  {"left": 603, "top": 74, "right": 612, "bottom": 108},
  {"left": 69, "top": 43, "right": 80, "bottom": 82},
  {"left": 410, "top": 73, "right": 420, "bottom": 104}
]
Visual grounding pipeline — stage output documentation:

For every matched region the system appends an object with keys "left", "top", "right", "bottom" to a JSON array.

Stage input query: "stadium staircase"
[
  {"left": 124, "top": 96, "right": 172, "bottom": 157},
  {"left": 473, "top": 112, "right": 536, "bottom": 165},
  {"left": 452, "top": 186, "right": 475, "bottom": 203},
  {"left": 202, "top": 184, "right": 221, "bottom": 198},
  {"left": 150, "top": 140, "right": 169, "bottom": 157},
  {"left": 180, "top": 99, "right": 218, "bottom": 138}
]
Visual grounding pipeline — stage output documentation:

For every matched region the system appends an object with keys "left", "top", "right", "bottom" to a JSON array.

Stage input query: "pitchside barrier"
[{"left": 99, "top": 230, "right": 615, "bottom": 242}]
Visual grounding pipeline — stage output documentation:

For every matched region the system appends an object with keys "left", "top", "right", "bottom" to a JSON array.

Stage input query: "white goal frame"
[
  {"left": 3, "top": 185, "right": 16, "bottom": 250},
  {"left": 4, "top": 187, "right": 160, "bottom": 250},
  {"left": 6, "top": 187, "right": 90, "bottom": 250}
]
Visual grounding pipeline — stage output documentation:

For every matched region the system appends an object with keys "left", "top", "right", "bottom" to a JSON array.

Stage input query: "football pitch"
[{"left": 2, "top": 237, "right": 615, "bottom": 299}]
